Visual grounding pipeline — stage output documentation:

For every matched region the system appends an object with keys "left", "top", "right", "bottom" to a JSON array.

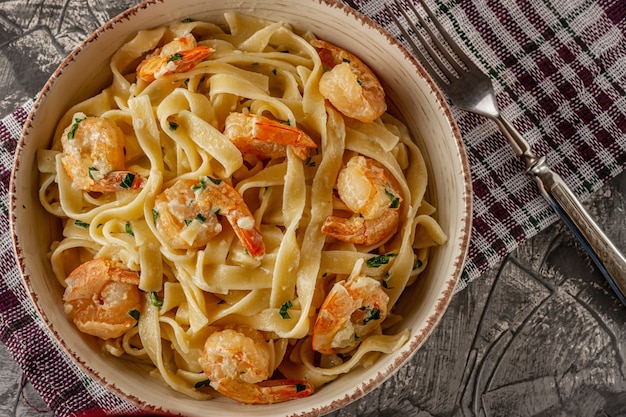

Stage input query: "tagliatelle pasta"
[{"left": 38, "top": 12, "right": 447, "bottom": 404}]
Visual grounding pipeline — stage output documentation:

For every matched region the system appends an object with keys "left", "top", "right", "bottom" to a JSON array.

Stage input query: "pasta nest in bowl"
[{"left": 10, "top": 1, "right": 472, "bottom": 416}]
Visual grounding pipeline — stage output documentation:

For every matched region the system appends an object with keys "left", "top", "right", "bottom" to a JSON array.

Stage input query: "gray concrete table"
[{"left": 1, "top": 1, "right": 625, "bottom": 416}]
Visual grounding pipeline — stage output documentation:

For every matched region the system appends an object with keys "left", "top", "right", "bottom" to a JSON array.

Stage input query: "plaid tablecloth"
[{"left": 1, "top": 0, "right": 626, "bottom": 415}]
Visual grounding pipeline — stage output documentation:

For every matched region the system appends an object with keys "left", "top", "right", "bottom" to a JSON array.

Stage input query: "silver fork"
[{"left": 386, "top": 0, "right": 626, "bottom": 304}]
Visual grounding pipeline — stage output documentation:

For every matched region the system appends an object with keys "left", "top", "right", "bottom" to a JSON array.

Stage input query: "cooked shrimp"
[
  {"left": 223, "top": 112, "right": 317, "bottom": 161},
  {"left": 153, "top": 176, "right": 265, "bottom": 257},
  {"left": 312, "top": 272, "right": 389, "bottom": 355},
  {"left": 199, "top": 326, "right": 314, "bottom": 404},
  {"left": 321, "top": 155, "right": 402, "bottom": 246},
  {"left": 311, "top": 39, "right": 386, "bottom": 123},
  {"left": 137, "top": 34, "right": 214, "bottom": 82},
  {"left": 63, "top": 258, "right": 142, "bottom": 340},
  {"left": 61, "top": 115, "right": 144, "bottom": 192}
]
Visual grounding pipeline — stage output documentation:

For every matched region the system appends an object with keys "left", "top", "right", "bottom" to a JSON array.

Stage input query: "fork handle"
[{"left": 495, "top": 115, "right": 626, "bottom": 304}]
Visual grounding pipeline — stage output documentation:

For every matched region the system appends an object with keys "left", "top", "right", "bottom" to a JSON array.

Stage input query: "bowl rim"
[{"left": 9, "top": 0, "right": 473, "bottom": 415}]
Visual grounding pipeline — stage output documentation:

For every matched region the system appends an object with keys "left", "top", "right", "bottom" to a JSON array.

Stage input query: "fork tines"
[{"left": 386, "top": 0, "right": 473, "bottom": 84}]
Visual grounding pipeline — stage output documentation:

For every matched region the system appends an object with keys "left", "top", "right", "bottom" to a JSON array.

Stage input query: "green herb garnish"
[
  {"left": 385, "top": 189, "right": 400, "bottom": 209},
  {"left": 363, "top": 307, "right": 381, "bottom": 324},
  {"left": 152, "top": 208, "right": 159, "bottom": 225},
  {"left": 192, "top": 177, "right": 207, "bottom": 193},
  {"left": 150, "top": 292, "right": 163, "bottom": 307},
  {"left": 279, "top": 300, "right": 293, "bottom": 319},
  {"left": 128, "top": 309, "right": 140, "bottom": 321},
  {"left": 167, "top": 52, "right": 184, "bottom": 62},
  {"left": 125, "top": 223, "right": 134, "bottom": 236},
  {"left": 88, "top": 167, "right": 98, "bottom": 180},
  {"left": 67, "top": 117, "right": 85, "bottom": 139},
  {"left": 119, "top": 173, "right": 136, "bottom": 189},
  {"left": 194, "top": 379, "right": 211, "bottom": 388},
  {"left": 295, "top": 383, "right": 307, "bottom": 393},
  {"left": 74, "top": 220, "right": 89, "bottom": 229},
  {"left": 365, "top": 253, "right": 397, "bottom": 268},
  {"left": 413, "top": 258, "right": 423, "bottom": 270}
]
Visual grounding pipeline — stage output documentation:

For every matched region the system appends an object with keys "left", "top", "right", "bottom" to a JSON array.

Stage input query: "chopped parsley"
[
  {"left": 363, "top": 307, "right": 381, "bottom": 324},
  {"left": 194, "top": 379, "right": 211, "bottom": 388},
  {"left": 272, "top": 68, "right": 277, "bottom": 76},
  {"left": 385, "top": 189, "right": 400, "bottom": 208},
  {"left": 152, "top": 208, "right": 159, "bottom": 225},
  {"left": 168, "top": 120, "right": 179, "bottom": 131},
  {"left": 413, "top": 258, "right": 423, "bottom": 270},
  {"left": 128, "top": 309, "right": 140, "bottom": 321},
  {"left": 167, "top": 52, "right": 184, "bottom": 63},
  {"left": 382, "top": 272, "right": 393, "bottom": 289},
  {"left": 88, "top": 167, "right": 98, "bottom": 180},
  {"left": 194, "top": 177, "right": 221, "bottom": 193},
  {"left": 295, "top": 383, "right": 307, "bottom": 393},
  {"left": 192, "top": 177, "right": 207, "bottom": 193},
  {"left": 119, "top": 173, "right": 136, "bottom": 189},
  {"left": 279, "top": 300, "right": 293, "bottom": 319},
  {"left": 305, "top": 156, "right": 316, "bottom": 167},
  {"left": 150, "top": 292, "right": 163, "bottom": 307},
  {"left": 365, "top": 253, "right": 397, "bottom": 268},
  {"left": 181, "top": 17, "right": 193, "bottom": 23},
  {"left": 67, "top": 117, "right": 85, "bottom": 139},
  {"left": 184, "top": 213, "right": 206, "bottom": 226},
  {"left": 125, "top": 223, "right": 134, "bottom": 236},
  {"left": 74, "top": 220, "right": 89, "bottom": 229}
]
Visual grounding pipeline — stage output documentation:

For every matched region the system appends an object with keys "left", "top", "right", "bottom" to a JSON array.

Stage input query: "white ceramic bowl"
[{"left": 10, "top": 0, "right": 472, "bottom": 415}]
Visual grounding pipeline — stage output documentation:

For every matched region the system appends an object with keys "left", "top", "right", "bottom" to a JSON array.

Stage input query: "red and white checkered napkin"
[{"left": 1, "top": 0, "right": 626, "bottom": 415}]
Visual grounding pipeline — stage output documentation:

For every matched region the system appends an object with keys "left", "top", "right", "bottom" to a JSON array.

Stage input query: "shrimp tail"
[
  {"left": 137, "top": 45, "right": 214, "bottom": 82},
  {"left": 252, "top": 118, "right": 317, "bottom": 160},
  {"left": 321, "top": 209, "right": 399, "bottom": 246},
  {"left": 224, "top": 113, "right": 317, "bottom": 161},
  {"left": 321, "top": 215, "right": 368, "bottom": 245},
  {"left": 214, "top": 379, "right": 314, "bottom": 404},
  {"left": 227, "top": 212, "right": 266, "bottom": 259}
]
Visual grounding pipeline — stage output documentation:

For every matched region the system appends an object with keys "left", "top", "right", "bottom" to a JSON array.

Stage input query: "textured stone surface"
[{"left": 1, "top": 1, "right": 625, "bottom": 416}]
